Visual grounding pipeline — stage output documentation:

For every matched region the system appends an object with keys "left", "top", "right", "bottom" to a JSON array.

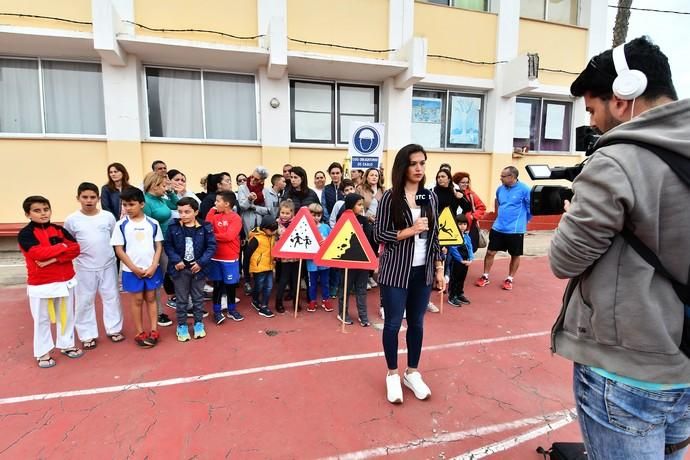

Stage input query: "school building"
[{"left": 0, "top": 0, "right": 608, "bottom": 231}]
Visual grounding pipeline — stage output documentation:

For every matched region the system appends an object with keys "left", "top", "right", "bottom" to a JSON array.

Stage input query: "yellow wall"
[
  {"left": 415, "top": 3, "right": 497, "bottom": 79},
  {"left": 133, "top": 0, "right": 259, "bottom": 47},
  {"left": 141, "top": 142, "right": 262, "bottom": 191},
  {"left": 287, "top": 0, "right": 389, "bottom": 59},
  {"left": 519, "top": 19, "right": 587, "bottom": 87},
  {"left": 0, "top": 0, "right": 92, "bottom": 32},
  {"left": 2, "top": 139, "right": 108, "bottom": 222}
]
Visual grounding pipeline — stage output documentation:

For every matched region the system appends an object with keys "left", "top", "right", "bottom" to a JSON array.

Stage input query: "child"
[
  {"left": 274, "top": 200, "right": 298, "bottom": 314},
  {"left": 306, "top": 203, "right": 332, "bottom": 312},
  {"left": 164, "top": 197, "right": 217, "bottom": 341},
  {"left": 64, "top": 182, "right": 124, "bottom": 349},
  {"left": 19, "top": 196, "right": 83, "bottom": 368},
  {"left": 110, "top": 187, "right": 164, "bottom": 347},
  {"left": 329, "top": 179, "right": 355, "bottom": 228},
  {"left": 206, "top": 191, "right": 243, "bottom": 324},
  {"left": 245, "top": 215, "right": 278, "bottom": 318},
  {"left": 448, "top": 213, "right": 474, "bottom": 306},
  {"left": 336, "top": 193, "right": 371, "bottom": 326}
]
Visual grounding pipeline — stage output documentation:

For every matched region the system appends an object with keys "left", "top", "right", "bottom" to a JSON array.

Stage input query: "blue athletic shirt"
[{"left": 492, "top": 181, "right": 531, "bottom": 234}]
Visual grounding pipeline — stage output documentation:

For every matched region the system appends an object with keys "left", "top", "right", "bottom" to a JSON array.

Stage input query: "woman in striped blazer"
[{"left": 374, "top": 144, "right": 445, "bottom": 404}]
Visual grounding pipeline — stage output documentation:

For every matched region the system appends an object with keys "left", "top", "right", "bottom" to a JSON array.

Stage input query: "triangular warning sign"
[
  {"left": 272, "top": 207, "right": 324, "bottom": 259},
  {"left": 437, "top": 207, "right": 463, "bottom": 246},
  {"left": 314, "top": 210, "right": 378, "bottom": 270}
]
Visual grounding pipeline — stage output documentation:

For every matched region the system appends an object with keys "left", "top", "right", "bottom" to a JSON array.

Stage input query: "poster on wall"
[
  {"left": 514, "top": 102, "right": 533, "bottom": 139},
  {"left": 449, "top": 95, "right": 481, "bottom": 146},
  {"left": 411, "top": 97, "right": 442, "bottom": 149},
  {"left": 544, "top": 103, "right": 565, "bottom": 140}
]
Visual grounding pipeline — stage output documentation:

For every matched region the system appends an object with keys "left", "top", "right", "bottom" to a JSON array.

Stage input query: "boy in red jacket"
[{"left": 18, "top": 196, "right": 83, "bottom": 368}]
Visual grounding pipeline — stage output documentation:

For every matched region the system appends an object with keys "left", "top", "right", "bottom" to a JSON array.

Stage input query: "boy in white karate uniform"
[
  {"left": 18, "top": 196, "right": 83, "bottom": 368},
  {"left": 64, "top": 182, "right": 124, "bottom": 348}
]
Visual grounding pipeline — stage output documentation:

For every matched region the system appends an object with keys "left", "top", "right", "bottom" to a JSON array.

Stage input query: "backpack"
[
  {"left": 537, "top": 443, "right": 587, "bottom": 460},
  {"left": 602, "top": 140, "right": 690, "bottom": 357}
]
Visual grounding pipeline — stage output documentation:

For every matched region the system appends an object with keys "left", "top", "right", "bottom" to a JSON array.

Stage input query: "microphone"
[{"left": 415, "top": 189, "right": 430, "bottom": 239}]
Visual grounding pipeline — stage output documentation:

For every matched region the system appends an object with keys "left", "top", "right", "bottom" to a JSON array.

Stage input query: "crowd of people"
[{"left": 18, "top": 145, "right": 535, "bottom": 404}]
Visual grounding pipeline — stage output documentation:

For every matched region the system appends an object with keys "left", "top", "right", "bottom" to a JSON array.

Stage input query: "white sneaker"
[
  {"left": 368, "top": 277, "right": 378, "bottom": 288},
  {"left": 403, "top": 371, "right": 431, "bottom": 400},
  {"left": 427, "top": 302, "right": 440, "bottom": 313},
  {"left": 386, "top": 374, "right": 403, "bottom": 404},
  {"left": 366, "top": 280, "right": 372, "bottom": 290}
]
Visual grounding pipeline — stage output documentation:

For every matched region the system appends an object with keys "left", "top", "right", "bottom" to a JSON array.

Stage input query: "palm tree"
[{"left": 612, "top": 0, "right": 633, "bottom": 47}]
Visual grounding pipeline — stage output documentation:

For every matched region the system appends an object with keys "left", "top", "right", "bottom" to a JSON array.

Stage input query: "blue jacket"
[
  {"left": 164, "top": 220, "right": 217, "bottom": 280},
  {"left": 101, "top": 185, "right": 121, "bottom": 219},
  {"left": 492, "top": 181, "right": 531, "bottom": 234},
  {"left": 448, "top": 233, "right": 474, "bottom": 262},
  {"left": 323, "top": 183, "right": 343, "bottom": 216}
]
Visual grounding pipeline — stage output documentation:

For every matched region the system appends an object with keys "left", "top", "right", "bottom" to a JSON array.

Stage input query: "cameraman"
[{"left": 550, "top": 36, "right": 690, "bottom": 459}]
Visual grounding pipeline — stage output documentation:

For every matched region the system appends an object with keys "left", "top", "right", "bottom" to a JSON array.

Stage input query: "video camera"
[{"left": 526, "top": 126, "right": 600, "bottom": 215}]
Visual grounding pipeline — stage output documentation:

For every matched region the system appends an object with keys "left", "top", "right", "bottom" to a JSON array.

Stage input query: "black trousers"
[{"left": 449, "top": 261, "right": 468, "bottom": 298}]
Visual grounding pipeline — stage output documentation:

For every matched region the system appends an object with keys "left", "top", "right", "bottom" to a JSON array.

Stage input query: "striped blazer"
[{"left": 374, "top": 189, "right": 442, "bottom": 289}]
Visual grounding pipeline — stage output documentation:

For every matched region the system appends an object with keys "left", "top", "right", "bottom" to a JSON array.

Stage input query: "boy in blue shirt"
[{"left": 448, "top": 213, "right": 474, "bottom": 306}]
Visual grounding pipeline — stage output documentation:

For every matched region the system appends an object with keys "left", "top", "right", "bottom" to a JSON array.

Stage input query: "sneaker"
[
  {"left": 386, "top": 374, "right": 403, "bottom": 404},
  {"left": 368, "top": 277, "right": 378, "bottom": 288},
  {"left": 157, "top": 313, "right": 173, "bottom": 327},
  {"left": 307, "top": 301, "right": 317, "bottom": 312},
  {"left": 226, "top": 309, "right": 244, "bottom": 321},
  {"left": 276, "top": 304, "right": 286, "bottom": 314},
  {"left": 322, "top": 299, "right": 333, "bottom": 312},
  {"left": 257, "top": 306, "right": 275, "bottom": 318},
  {"left": 134, "top": 332, "right": 153, "bottom": 348},
  {"left": 146, "top": 330, "right": 160, "bottom": 346},
  {"left": 243, "top": 282, "right": 252, "bottom": 296},
  {"left": 475, "top": 275, "right": 490, "bottom": 287},
  {"left": 251, "top": 300, "right": 261, "bottom": 312},
  {"left": 166, "top": 297, "right": 177, "bottom": 309},
  {"left": 366, "top": 280, "right": 372, "bottom": 290},
  {"left": 403, "top": 371, "right": 431, "bottom": 400},
  {"left": 193, "top": 322, "right": 206, "bottom": 339},
  {"left": 214, "top": 312, "right": 226, "bottom": 325},
  {"left": 380, "top": 307, "right": 385, "bottom": 319},
  {"left": 337, "top": 313, "right": 353, "bottom": 325},
  {"left": 426, "top": 302, "right": 440, "bottom": 313},
  {"left": 186, "top": 310, "right": 210, "bottom": 318},
  {"left": 502, "top": 278, "right": 513, "bottom": 291},
  {"left": 458, "top": 294, "right": 471, "bottom": 305},
  {"left": 235, "top": 297, "right": 241, "bottom": 304},
  {"left": 176, "top": 325, "right": 191, "bottom": 342},
  {"left": 359, "top": 318, "right": 371, "bottom": 327},
  {"left": 448, "top": 296, "right": 462, "bottom": 307}
]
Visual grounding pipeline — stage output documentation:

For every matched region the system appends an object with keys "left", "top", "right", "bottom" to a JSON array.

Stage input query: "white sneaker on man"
[
  {"left": 403, "top": 371, "right": 431, "bottom": 400},
  {"left": 386, "top": 374, "right": 403, "bottom": 404}
]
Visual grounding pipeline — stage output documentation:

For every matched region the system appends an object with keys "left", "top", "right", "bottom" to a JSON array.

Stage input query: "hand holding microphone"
[{"left": 415, "top": 189, "right": 431, "bottom": 239}]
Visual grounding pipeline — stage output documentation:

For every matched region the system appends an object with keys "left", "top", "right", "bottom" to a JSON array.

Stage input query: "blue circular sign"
[{"left": 352, "top": 126, "right": 380, "bottom": 155}]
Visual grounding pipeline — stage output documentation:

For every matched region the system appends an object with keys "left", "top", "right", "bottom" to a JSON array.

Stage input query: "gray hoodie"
[{"left": 550, "top": 99, "right": 690, "bottom": 383}]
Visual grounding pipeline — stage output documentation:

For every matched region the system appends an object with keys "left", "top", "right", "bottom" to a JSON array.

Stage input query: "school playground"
[{"left": 0, "top": 255, "right": 583, "bottom": 459}]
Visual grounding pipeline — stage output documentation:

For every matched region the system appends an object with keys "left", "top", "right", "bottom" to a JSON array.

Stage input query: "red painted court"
[{"left": 0, "top": 256, "right": 583, "bottom": 459}]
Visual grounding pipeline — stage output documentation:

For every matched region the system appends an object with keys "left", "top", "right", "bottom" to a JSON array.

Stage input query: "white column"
[
  {"left": 484, "top": 0, "right": 521, "bottom": 155},
  {"left": 381, "top": 78, "right": 413, "bottom": 153},
  {"left": 258, "top": 66, "right": 290, "bottom": 149},
  {"left": 101, "top": 57, "right": 145, "bottom": 142}
]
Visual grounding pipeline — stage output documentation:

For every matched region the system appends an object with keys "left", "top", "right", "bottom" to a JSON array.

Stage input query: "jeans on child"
[
  {"left": 573, "top": 363, "right": 690, "bottom": 460},
  {"left": 173, "top": 268, "right": 206, "bottom": 325},
  {"left": 252, "top": 271, "right": 273, "bottom": 306},
  {"left": 308, "top": 269, "right": 330, "bottom": 302}
]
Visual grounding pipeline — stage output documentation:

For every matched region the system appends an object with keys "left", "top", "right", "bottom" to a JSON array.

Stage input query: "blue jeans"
[
  {"left": 252, "top": 271, "right": 273, "bottom": 307},
  {"left": 308, "top": 269, "right": 330, "bottom": 302},
  {"left": 574, "top": 363, "right": 690, "bottom": 460},
  {"left": 381, "top": 266, "right": 432, "bottom": 370}
]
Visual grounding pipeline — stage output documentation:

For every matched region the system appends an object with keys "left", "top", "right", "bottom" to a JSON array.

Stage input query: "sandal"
[
  {"left": 37, "top": 356, "right": 56, "bottom": 368},
  {"left": 108, "top": 333, "right": 125, "bottom": 343},
  {"left": 82, "top": 339, "right": 97, "bottom": 350},
  {"left": 60, "top": 348, "right": 84, "bottom": 359}
]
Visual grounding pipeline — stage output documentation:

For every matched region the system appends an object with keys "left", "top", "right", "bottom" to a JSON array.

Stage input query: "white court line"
[
  {"left": 0, "top": 264, "right": 24, "bottom": 268},
  {"left": 322, "top": 409, "right": 575, "bottom": 460},
  {"left": 0, "top": 330, "right": 549, "bottom": 406},
  {"left": 452, "top": 409, "right": 577, "bottom": 459}
]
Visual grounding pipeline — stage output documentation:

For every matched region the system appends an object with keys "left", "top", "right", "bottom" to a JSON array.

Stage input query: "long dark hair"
[
  {"left": 390, "top": 144, "right": 431, "bottom": 230},
  {"left": 206, "top": 171, "right": 231, "bottom": 193},
  {"left": 106, "top": 162, "right": 130, "bottom": 191},
  {"left": 289, "top": 166, "right": 309, "bottom": 197}
]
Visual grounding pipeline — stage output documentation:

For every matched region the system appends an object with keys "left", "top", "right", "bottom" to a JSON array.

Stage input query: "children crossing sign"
[
  {"left": 437, "top": 207, "right": 463, "bottom": 246},
  {"left": 314, "top": 210, "right": 378, "bottom": 270},
  {"left": 272, "top": 207, "right": 323, "bottom": 259}
]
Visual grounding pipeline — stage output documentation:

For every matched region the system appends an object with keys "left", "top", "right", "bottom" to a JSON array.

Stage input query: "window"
[
  {"left": 513, "top": 97, "right": 572, "bottom": 152},
  {"left": 411, "top": 88, "right": 484, "bottom": 150},
  {"left": 290, "top": 80, "right": 379, "bottom": 144},
  {"left": 520, "top": 0, "right": 578, "bottom": 25},
  {"left": 0, "top": 57, "right": 105, "bottom": 135},
  {"left": 146, "top": 67, "right": 257, "bottom": 140},
  {"left": 419, "top": 0, "right": 489, "bottom": 12}
]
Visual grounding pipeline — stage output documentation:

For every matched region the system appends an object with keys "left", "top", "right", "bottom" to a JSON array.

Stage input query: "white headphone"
[{"left": 612, "top": 43, "right": 648, "bottom": 100}]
